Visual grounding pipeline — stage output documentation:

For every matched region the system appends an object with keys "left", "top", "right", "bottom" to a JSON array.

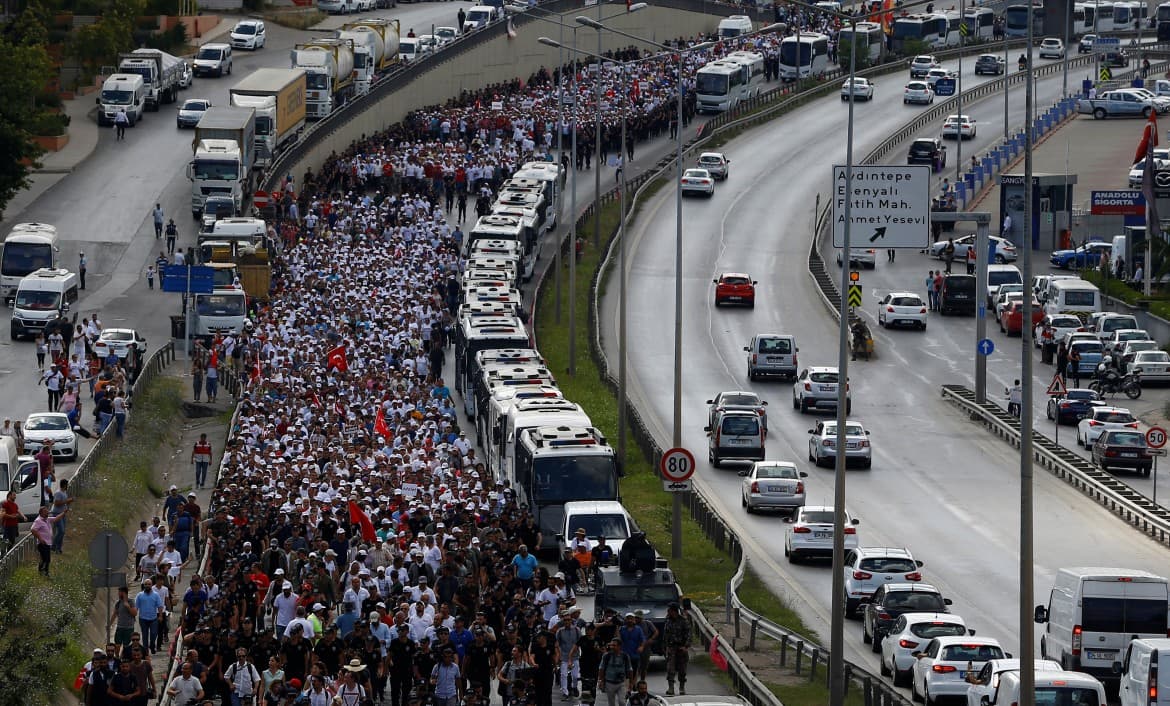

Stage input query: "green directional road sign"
[
  {"left": 847, "top": 284, "right": 863, "bottom": 307},
  {"left": 1100, "top": 66, "right": 1112, "bottom": 81}
]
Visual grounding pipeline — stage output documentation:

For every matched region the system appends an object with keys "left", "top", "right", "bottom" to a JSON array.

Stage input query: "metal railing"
[
  {"left": 0, "top": 342, "right": 177, "bottom": 582},
  {"left": 689, "top": 601, "right": 783, "bottom": 706},
  {"left": 941, "top": 384, "right": 1170, "bottom": 545}
]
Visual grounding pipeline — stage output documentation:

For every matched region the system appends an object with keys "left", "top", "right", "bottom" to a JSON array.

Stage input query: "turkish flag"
[
  {"left": 1134, "top": 110, "right": 1160, "bottom": 165},
  {"left": 250, "top": 354, "right": 262, "bottom": 383},
  {"left": 326, "top": 344, "right": 348, "bottom": 372},
  {"left": 709, "top": 634, "right": 728, "bottom": 672},
  {"left": 348, "top": 500, "right": 377, "bottom": 542},
  {"left": 374, "top": 407, "right": 391, "bottom": 438}
]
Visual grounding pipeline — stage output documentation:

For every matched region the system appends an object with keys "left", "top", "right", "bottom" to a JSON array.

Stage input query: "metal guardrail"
[
  {"left": 0, "top": 341, "right": 177, "bottom": 582},
  {"left": 689, "top": 601, "right": 785, "bottom": 706},
  {"left": 940, "top": 384, "right": 1170, "bottom": 545}
]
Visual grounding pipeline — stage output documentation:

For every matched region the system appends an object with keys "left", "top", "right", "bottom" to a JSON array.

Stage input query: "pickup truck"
[{"left": 1078, "top": 89, "right": 1168, "bottom": 119}]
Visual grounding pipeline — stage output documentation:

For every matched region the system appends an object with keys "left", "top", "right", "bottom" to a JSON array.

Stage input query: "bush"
[
  {"left": 27, "top": 111, "right": 70, "bottom": 136},
  {"left": 35, "top": 91, "right": 62, "bottom": 110}
]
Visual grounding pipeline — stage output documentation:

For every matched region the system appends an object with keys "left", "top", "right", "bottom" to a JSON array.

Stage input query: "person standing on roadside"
[
  {"left": 925, "top": 270, "right": 937, "bottom": 311},
  {"left": 191, "top": 433, "right": 212, "bottom": 489},
  {"left": 1, "top": 490, "right": 25, "bottom": 552},
  {"left": 153, "top": 204, "right": 164, "bottom": 239},
  {"left": 115, "top": 109, "right": 129, "bottom": 140},
  {"left": 32, "top": 504, "right": 66, "bottom": 576},
  {"left": 79, "top": 251, "right": 88, "bottom": 290},
  {"left": 165, "top": 219, "right": 178, "bottom": 255},
  {"left": 50, "top": 477, "right": 72, "bottom": 553}
]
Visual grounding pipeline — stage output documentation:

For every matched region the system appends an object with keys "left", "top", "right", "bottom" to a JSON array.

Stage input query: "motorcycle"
[{"left": 1088, "top": 371, "right": 1142, "bottom": 399}]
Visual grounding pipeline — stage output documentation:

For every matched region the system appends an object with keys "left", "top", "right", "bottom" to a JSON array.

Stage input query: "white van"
[
  {"left": 986, "top": 263, "right": 1023, "bottom": 307},
  {"left": 559, "top": 500, "right": 639, "bottom": 558},
  {"left": 10, "top": 268, "right": 79, "bottom": 340},
  {"left": 97, "top": 73, "right": 146, "bottom": 127},
  {"left": 1035, "top": 567, "right": 1170, "bottom": 681},
  {"left": 193, "top": 43, "right": 232, "bottom": 77},
  {"left": 718, "top": 15, "right": 754, "bottom": 38},
  {"left": 1118, "top": 638, "right": 1170, "bottom": 706},
  {"left": 210, "top": 217, "right": 267, "bottom": 244},
  {"left": 990, "top": 669, "right": 1107, "bottom": 706},
  {"left": 1045, "top": 279, "right": 1102, "bottom": 323},
  {"left": 462, "top": 5, "right": 500, "bottom": 32},
  {"left": 0, "top": 436, "right": 43, "bottom": 516}
]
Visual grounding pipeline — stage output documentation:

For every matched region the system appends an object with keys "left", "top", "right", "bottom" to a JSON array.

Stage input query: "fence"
[{"left": 0, "top": 341, "right": 177, "bottom": 582}]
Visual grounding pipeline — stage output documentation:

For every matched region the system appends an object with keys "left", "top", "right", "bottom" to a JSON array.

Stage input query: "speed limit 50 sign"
[
  {"left": 1147, "top": 426, "right": 1167, "bottom": 449},
  {"left": 660, "top": 447, "right": 695, "bottom": 492}
]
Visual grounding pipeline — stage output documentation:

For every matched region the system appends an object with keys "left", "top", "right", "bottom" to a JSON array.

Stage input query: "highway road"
[
  {"left": 609, "top": 51, "right": 1170, "bottom": 686},
  {"left": 0, "top": 2, "right": 475, "bottom": 469}
]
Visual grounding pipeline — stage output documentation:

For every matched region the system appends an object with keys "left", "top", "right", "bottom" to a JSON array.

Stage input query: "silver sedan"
[
  {"left": 739, "top": 461, "right": 808, "bottom": 515},
  {"left": 680, "top": 168, "right": 715, "bottom": 197},
  {"left": 808, "top": 419, "right": 872, "bottom": 469}
]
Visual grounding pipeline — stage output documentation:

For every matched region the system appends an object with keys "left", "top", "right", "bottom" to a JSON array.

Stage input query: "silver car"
[
  {"left": 697, "top": 152, "right": 730, "bottom": 180},
  {"left": 793, "top": 366, "right": 850, "bottom": 414},
  {"left": 808, "top": 419, "right": 871, "bottom": 469},
  {"left": 738, "top": 461, "right": 807, "bottom": 514}
]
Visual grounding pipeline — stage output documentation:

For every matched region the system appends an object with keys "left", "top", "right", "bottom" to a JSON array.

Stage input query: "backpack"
[{"left": 599, "top": 652, "right": 630, "bottom": 683}]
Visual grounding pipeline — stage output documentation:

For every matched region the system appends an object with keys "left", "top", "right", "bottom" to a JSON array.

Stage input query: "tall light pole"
[{"left": 1020, "top": 6, "right": 1036, "bottom": 706}]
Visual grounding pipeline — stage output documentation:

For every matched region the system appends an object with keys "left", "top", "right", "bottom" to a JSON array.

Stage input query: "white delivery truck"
[
  {"left": 117, "top": 48, "right": 184, "bottom": 110},
  {"left": 9, "top": 268, "right": 79, "bottom": 340},
  {"left": 96, "top": 73, "right": 146, "bottom": 127},
  {"left": 1036, "top": 567, "right": 1170, "bottom": 682}
]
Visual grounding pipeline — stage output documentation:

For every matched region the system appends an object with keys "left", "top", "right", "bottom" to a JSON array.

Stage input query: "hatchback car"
[
  {"left": 973, "top": 54, "right": 1005, "bottom": 75},
  {"left": 1045, "top": 388, "right": 1104, "bottom": 424},
  {"left": 911, "top": 636, "right": 1007, "bottom": 705},
  {"left": 1033, "top": 313, "right": 1084, "bottom": 348},
  {"left": 1077, "top": 406, "right": 1138, "bottom": 447},
  {"left": 739, "top": 461, "right": 807, "bottom": 515},
  {"left": 862, "top": 583, "right": 952, "bottom": 651},
  {"left": 1130, "top": 350, "right": 1170, "bottom": 383},
  {"left": 1079, "top": 33, "right": 1097, "bottom": 52},
  {"left": 1038, "top": 37, "right": 1065, "bottom": 58},
  {"left": 176, "top": 98, "right": 212, "bottom": 128},
  {"left": 925, "top": 67, "right": 957, "bottom": 87},
  {"left": 1118, "top": 339, "right": 1161, "bottom": 373},
  {"left": 1000, "top": 300, "right": 1044, "bottom": 336},
  {"left": 942, "top": 114, "right": 977, "bottom": 140},
  {"left": 793, "top": 367, "right": 850, "bottom": 414},
  {"left": 93, "top": 328, "right": 147, "bottom": 361},
  {"left": 840, "top": 77, "right": 874, "bottom": 101},
  {"left": 1093, "top": 429, "right": 1153, "bottom": 475},
  {"left": 880, "top": 613, "right": 969, "bottom": 687},
  {"left": 1049, "top": 241, "right": 1112, "bottom": 269},
  {"left": 434, "top": 26, "right": 459, "bottom": 45},
  {"left": 783, "top": 505, "right": 859, "bottom": 563},
  {"left": 843, "top": 547, "right": 923, "bottom": 618},
  {"left": 681, "top": 168, "right": 715, "bottom": 197},
  {"left": 1105, "top": 328, "right": 1152, "bottom": 356},
  {"left": 903, "top": 80, "right": 935, "bottom": 105},
  {"left": 697, "top": 152, "right": 730, "bottom": 180},
  {"left": 807, "top": 420, "right": 871, "bottom": 469},
  {"left": 907, "top": 137, "right": 946, "bottom": 170},
  {"left": 910, "top": 54, "right": 941, "bottom": 77},
  {"left": 745, "top": 334, "right": 798, "bottom": 380},
  {"left": 24, "top": 412, "right": 78, "bottom": 461},
  {"left": 706, "top": 409, "right": 765, "bottom": 468},
  {"left": 229, "top": 19, "right": 266, "bottom": 50},
  {"left": 928, "top": 233, "right": 1017, "bottom": 263},
  {"left": 878, "top": 292, "right": 928, "bottom": 329},
  {"left": 713, "top": 273, "right": 756, "bottom": 307},
  {"left": 707, "top": 390, "right": 768, "bottom": 432}
]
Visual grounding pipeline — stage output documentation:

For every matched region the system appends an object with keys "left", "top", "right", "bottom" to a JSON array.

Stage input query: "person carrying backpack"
[
  {"left": 597, "top": 638, "right": 633, "bottom": 706},
  {"left": 225, "top": 649, "right": 261, "bottom": 706}
]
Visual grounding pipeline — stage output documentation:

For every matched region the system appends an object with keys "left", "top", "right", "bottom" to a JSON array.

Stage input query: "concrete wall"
[{"left": 271, "top": 0, "right": 755, "bottom": 188}]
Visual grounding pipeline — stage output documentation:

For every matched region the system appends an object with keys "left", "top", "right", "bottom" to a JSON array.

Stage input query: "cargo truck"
[
  {"left": 229, "top": 68, "right": 307, "bottom": 169},
  {"left": 290, "top": 38, "right": 355, "bottom": 119},
  {"left": 117, "top": 48, "right": 184, "bottom": 110},
  {"left": 343, "top": 18, "right": 401, "bottom": 73},
  {"left": 187, "top": 106, "right": 256, "bottom": 218}
]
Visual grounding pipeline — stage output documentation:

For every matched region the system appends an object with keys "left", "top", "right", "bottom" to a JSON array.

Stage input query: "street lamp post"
[{"left": 1020, "top": 9, "right": 1036, "bottom": 706}]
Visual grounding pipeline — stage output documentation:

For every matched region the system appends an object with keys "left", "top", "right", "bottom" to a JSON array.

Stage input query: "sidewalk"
[{"left": 2, "top": 16, "right": 239, "bottom": 223}]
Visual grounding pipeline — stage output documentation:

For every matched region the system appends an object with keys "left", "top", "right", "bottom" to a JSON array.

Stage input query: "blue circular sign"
[{"left": 977, "top": 338, "right": 995, "bottom": 356}]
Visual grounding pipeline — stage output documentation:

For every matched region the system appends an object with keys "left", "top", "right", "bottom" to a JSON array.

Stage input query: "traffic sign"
[
  {"left": 847, "top": 284, "right": 863, "bottom": 307},
  {"left": 161, "top": 265, "right": 216, "bottom": 294},
  {"left": 253, "top": 189, "right": 270, "bottom": 208},
  {"left": 1046, "top": 375, "right": 1068, "bottom": 397},
  {"left": 1093, "top": 36, "right": 1121, "bottom": 52},
  {"left": 1150, "top": 448, "right": 1168, "bottom": 456},
  {"left": 660, "top": 447, "right": 696, "bottom": 482},
  {"left": 833, "top": 165, "right": 931, "bottom": 248},
  {"left": 1100, "top": 66, "right": 1112, "bottom": 81},
  {"left": 977, "top": 338, "right": 995, "bottom": 356},
  {"left": 88, "top": 530, "right": 129, "bottom": 570},
  {"left": 1147, "top": 426, "right": 1168, "bottom": 448},
  {"left": 958, "top": 21, "right": 969, "bottom": 36},
  {"left": 933, "top": 77, "right": 956, "bottom": 96}
]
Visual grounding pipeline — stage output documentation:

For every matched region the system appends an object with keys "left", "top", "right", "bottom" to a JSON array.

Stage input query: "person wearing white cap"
[{"left": 272, "top": 580, "right": 298, "bottom": 637}]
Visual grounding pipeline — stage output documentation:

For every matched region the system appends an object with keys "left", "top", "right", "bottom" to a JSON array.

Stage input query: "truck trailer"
[{"left": 229, "top": 68, "right": 307, "bottom": 169}]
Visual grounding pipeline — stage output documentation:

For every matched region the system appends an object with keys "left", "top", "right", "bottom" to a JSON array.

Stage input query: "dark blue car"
[
  {"left": 1046, "top": 388, "right": 1105, "bottom": 424},
  {"left": 1049, "top": 242, "right": 1113, "bottom": 269}
]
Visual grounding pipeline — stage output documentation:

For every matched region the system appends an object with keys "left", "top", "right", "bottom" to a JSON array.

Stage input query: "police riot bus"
[
  {"left": 1004, "top": 4, "right": 1045, "bottom": 36},
  {"left": 778, "top": 32, "right": 830, "bottom": 80},
  {"left": 838, "top": 21, "right": 886, "bottom": 61},
  {"left": 963, "top": 7, "right": 996, "bottom": 39},
  {"left": 1094, "top": 1, "right": 1116, "bottom": 30},
  {"left": 1073, "top": 4, "right": 1091, "bottom": 35},
  {"left": 695, "top": 60, "right": 750, "bottom": 112},
  {"left": 890, "top": 14, "right": 944, "bottom": 51},
  {"left": 455, "top": 315, "right": 530, "bottom": 416},
  {"left": 1, "top": 223, "right": 58, "bottom": 304}
]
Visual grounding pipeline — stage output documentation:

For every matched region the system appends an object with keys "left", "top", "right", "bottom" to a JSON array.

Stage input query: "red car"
[
  {"left": 1001, "top": 300, "right": 1044, "bottom": 336},
  {"left": 714, "top": 273, "right": 757, "bottom": 308}
]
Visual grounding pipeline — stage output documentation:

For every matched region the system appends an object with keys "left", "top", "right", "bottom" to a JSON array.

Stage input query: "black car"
[
  {"left": 861, "top": 583, "right": 951, "bottom": 652},
  {"left": 907, "top": 137, "right": 946, "bottom": 171},
  {"left": 974, "top": 54, "right": 1005, "bottom": 75},
  {"left": 1092, "top": 429, "right": 1152, "bottom": 475},
  {"left": 1046, "top": 388, "right": 1104, "bottom": 424}
]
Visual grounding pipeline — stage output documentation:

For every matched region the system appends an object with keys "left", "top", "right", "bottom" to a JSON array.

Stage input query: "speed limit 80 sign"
[{"left": 660, "top": 447, "right": 695, "bottom": 492}]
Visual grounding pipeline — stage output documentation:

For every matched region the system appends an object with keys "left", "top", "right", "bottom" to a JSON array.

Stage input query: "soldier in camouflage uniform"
[{"left": 662, "top": 603, "right": 692, "bottom": 696}]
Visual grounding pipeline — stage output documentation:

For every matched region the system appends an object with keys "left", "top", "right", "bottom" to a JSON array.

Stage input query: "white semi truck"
[
  {"left": 187, "top": 106, "right": 257, "bottom": 218},
  {"left": 229, "top": 68, "right": 307, "bottom": 169},
  {"left": 290, "top": 38, "right": 355, "bottom": 119},
  {"left": 343, "top": 18, "right": 401, "bottom": 72}
]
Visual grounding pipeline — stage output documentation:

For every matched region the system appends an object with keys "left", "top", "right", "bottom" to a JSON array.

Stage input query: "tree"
[
  {"left": 0, "top": 38, "right": 53, "bottom": 217},
  {"left": 837, "top": 35, "right": 874, "bottom": 71}
]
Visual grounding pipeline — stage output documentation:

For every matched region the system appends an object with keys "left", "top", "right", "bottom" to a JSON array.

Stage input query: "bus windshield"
[
  {"left": 533, "top": 456, "right": 617, "bottom": 503},
  {"left": 1, "top": 243, "right": 54, "bottom": 277},
  {"left": 196, "top": 294, "right": 246, "bottom": 316},
  {"left": 780, "top": 42, "right": 813, "bottom": 64},
  {"left": 695, "top": 72, "right": 729, "bottom": 95}
]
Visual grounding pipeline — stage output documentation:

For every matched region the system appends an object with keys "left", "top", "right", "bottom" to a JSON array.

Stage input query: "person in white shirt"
[
  {"left": 342, "top": 576, "right": 370, "bottom": 616},
  {"left": 272, "top": 581, "right": 299, "bottom": 635},
  {"left": 133, "top": 522, "right": 154, "bottom": 581},
  {"left": 160, "top": 540, "right": 184, "bottom": 582},
  {"left": 225, "top": 649, "right": 261, "bottom": 704},
  {"left": 284, "top": 605, "right": 316, "bottom": 641},
  {"left": 408, "top": 576, "right": 437, "bottom": 604}
]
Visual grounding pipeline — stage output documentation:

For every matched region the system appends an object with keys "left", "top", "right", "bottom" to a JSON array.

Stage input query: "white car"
[
  {"left": 993, "top": 286, "right": 1025, "bottom": 321},
  {"left": 793, "top": 366, "right": 850, "bottom": 414},
  {"left": 964, "top": 659, "right": 1063, "bottom": 706},
  {"left": 1130, "top": 350, "right": 1170, "bottom": 383},
  {"left": 878, "top": 292, "right": 928, "bottom": 330},
  {"left": 93, "top": 328, "right": 147, "bottom": 361},
  {"left": 783, "top": 505, "right": 859, "bottom": 563},
  {"left": 836, "top": 247, "right": 876, "bottom": 268},
  {"left": 417, "top": 35, "right": 439, "bottom": 54},
  {"left": 841, "top": 77, "right": 874, "bottom": 101},
  {"left": 903, "top": 80, "right": 935, "bottom": 105},
  {"left": 808, "top": 419, "right": 872, "bottom": 469},
  {"left": 925, "top": 68, "right": 956, "bottom": 87},
  {"left": 739, "top": 461, "right": 807, "bottom": 515},
  {"left": 911, "top": 636, "right": 1007, "bottom": 705},
  {"left": 1038, "top": 37, "right": 1065, "bottom": 58},
  {"left": 1033, "top": 314, "right": 1084, "bottom": 348},
  {"left": 229, "top": 19, "right": 266, "bottom": 50},
  {"left": 1129, "top": 157, "right": 1170, "bottom": 188},
  {"left": 929, "top": 233, "right": 1017, "bottom": 262},
  {"left": 680, "top": 168, "right": 715, "bottom": 197},
  {"left": 842, "top": 547, "right": 923, "bottom": 618},
  {"left": 434, "top": 27, "right": 459, "bottom": 45},
  {"left": 910, "top": 54, "right": 940, "bottom": 78},
  {"left": 1079, "top": 33, "right": 1097, "bottom": 52},
  {"left": 1105, "top": 328, "right": 1152, "bottom": 356},
  {"left": 24, "top": 412, "right": 78, "bottom": 461},
  {"left": 879, "top": 613, "right": 969, "bottom": 687},
  {"left": 697, "top": 152, "right": 730, "bottom": 180},
  {"left": 1077, "top": 406, "right": 1139, "bottom": 446},
  {"left": 942, "top": 114, "right": 977, "bottom": 140}
]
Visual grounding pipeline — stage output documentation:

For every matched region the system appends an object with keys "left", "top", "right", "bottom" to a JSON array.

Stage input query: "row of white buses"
[{"left": 889, "top": 9, "right": 995, "bottom": 52}]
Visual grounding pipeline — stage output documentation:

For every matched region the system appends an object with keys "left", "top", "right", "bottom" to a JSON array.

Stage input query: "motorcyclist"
[
  {"left": 1096, "top": 355, "right": 1121, "bottom": 387},
  {"left": 1018, "top": 54, "right": 1028, "bottom": 70}
]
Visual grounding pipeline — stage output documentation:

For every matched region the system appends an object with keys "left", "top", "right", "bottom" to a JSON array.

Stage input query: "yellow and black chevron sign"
[{"left": 847, "top": 284, "right": 863, "bottom": 307}]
